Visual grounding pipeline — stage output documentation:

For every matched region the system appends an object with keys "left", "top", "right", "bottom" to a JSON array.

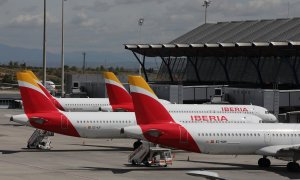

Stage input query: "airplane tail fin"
[
  {"left": 17, "top": 72, "right": 59, "bottom": 114},
  {"left": 24, "top": 70, "right": 65, "bottom": 111},
  {"left": 128, "top": 76, "right": 175, "bottom": 125},
  {"left": 103, "top": 72, "right": 132, "bottom": 105},
  {"left": 25, "top": 70, "right": 54, "bottom": 99}
]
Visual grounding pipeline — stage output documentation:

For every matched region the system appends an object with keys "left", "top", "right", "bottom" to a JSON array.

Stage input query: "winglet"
[
  {"left": 17, "top": 72, "right": 58, "bottom": 114},
  {"left": 103, "top": 72, "right": 132, "bottom": 105},
  {"left": 128, "top": 75, "right": 175, "bottom": 124}
]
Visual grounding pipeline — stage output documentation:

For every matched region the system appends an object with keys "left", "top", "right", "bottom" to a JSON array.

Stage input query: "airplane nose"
[{"left": 270, "top": 114, "right": 278, "bottom": 123}]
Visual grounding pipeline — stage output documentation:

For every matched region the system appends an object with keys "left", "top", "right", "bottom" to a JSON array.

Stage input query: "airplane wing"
[{"left": 256, "top": 144, "right": 300, "bottom": 160}]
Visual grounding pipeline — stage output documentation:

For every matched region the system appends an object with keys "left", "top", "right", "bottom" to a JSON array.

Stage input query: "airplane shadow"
[
  {"left": 0, "top": 123, "right": 23, "bottom": 127},
  {"left": 176, "top": 159, "right": 300, "bottom": 179},
  {"left": 0, "top": 144, "right": 133, "bottom": 155},
  {"left": 68, "top": 163, "right": 300, "bottom": 179},
  {"left": 68, "top": 143, "right": 133, "bottom": 151}
]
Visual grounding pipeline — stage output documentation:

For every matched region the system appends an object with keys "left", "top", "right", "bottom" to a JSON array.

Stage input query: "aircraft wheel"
[
  {"left": 264, "top": 158, "right": 271, "bottom": 167},
  {"left": 258, "top": 158, "right": 264, "bottom": 167},
  {"left": 131, "top": 160, "right": 137, "bottom": 165},
  {"left": 133, "top": 140, "right": 142, "bottom": 150},
  {"left": 144, "top": 161, "right": 150, "bottom": 167},
  {"left": 287, "top": 162, "right": 300, "bottom": 172},
  {"left": 258, "top": 157, "right": 270, "bottom": 168}
]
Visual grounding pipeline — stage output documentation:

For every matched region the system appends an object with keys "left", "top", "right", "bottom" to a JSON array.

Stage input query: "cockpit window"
[{"left": 265, "top": 111, "right": 269, "bottom": 114}]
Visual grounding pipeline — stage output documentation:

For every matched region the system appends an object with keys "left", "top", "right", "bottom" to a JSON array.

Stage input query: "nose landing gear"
[{"left": 258, "top": 157, "right": 271, "bottom": 168}]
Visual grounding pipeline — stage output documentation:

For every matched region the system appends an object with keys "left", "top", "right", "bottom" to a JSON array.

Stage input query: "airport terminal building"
[{"left": 125, "top": 18, "right": 300, "bottom": 122}]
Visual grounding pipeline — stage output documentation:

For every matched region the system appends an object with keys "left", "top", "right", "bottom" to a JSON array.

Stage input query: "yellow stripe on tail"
[
  {"left": 128, "top": 76, "right": 156, "bottom": 97},
  {"left": 24, "top": 70, "right": 39, "bottom": 81},
  {"left": 16, "top": 72, "right": 40, "bottom": 89},
  {"left": 103, "top": 72, "right": 122, "bottom": 85}
]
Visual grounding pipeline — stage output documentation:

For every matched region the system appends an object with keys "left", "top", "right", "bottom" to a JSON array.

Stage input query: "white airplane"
[
  {"left": 101, "top": 72, "right": 277, "bottom": 123},
  {"left": 25, "top": 70, "right": 170, "bottom": 112},
  {"left": 123, "top": 76, "right": 300, "bottom": 172},
  {"left": 11, "top": 72, "right": 265, "bottom": 147}
]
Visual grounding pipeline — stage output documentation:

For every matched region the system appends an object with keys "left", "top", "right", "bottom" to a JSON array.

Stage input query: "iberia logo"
[
  {"left": 222, "top": 107, "right": 248, "bottom": 112},
  {"left": 190, "top": 115, "right": 228, "bottom": 121}
]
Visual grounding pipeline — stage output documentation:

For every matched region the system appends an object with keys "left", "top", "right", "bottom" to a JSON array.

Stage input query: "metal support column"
[
  {"left": 216, "top": 56, "right": 230, "bottom": 82},
  {"left": 186, "top": 56, "right": 201, "bottom": 82},
  {"left": 132, "top": 52, "right": 149, "bottom": 82},
  {"left": 287, "top": 54, "right": 300, "bottom": 86},
  {"left": 61, "top": 0, "right": 65, "bottom": 97},
  {"left": 42, "top": 0, "right": 47, "bottom": 85},
  {"left": 250, "top": 56, "right": 264, "bottom": 86},
  {"left": 160, "top": 56, "right": 174, "bottom": 82},
  {"left": 273, "top": 55, "right": 282, "bottom": 84}
]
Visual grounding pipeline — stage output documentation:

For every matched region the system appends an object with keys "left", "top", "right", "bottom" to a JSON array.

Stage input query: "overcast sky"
[{"left": 1, "top": 0, "right": 300, "bottom": 55}]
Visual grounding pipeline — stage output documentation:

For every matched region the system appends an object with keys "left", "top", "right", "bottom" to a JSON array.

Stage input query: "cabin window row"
[
  {"left": 169, "top": 110, "right": 254, "bottom": 114},
  {"left": 65, "top": 104, "right": 109, "bottom": 106},
  {"left": 198, "top": 133, "right": 261, "bottom": 137},
  {"left": 180, "top": 121, "right": 246, "bottom": 123},
  {"left": 271, "top": 133, "right": 300, "bottom": 137},
  {"left": 76, "top": 120, "right": 132, "bottom": 124},
  {"left": 197, "top": 133, "right": 300, "bottom": 137}
]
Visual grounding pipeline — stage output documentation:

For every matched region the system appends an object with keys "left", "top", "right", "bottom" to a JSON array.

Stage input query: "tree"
[
  {"left": 20, "top": 62, "right": 27, "bottom": 69},
  {"left": 108, "top": 66, "right": 114, "bottom": 72},
  {"left": 70, "top": 66, "right": 78, "bottom": 72},
  {"left": 100, "top": 65, "right": 105, "bottom": 71},
  {"left": 64, "top": 65, "right": 69, "bottom": 71},
  {"left": 2, "top": 74, "right": 14, "bottom": 83},
  {"left": 13, "top": 61, "right": 19, "bottom": 68},
  {"left": 8, "top": 61, "right": 13, "bottom": 68}
]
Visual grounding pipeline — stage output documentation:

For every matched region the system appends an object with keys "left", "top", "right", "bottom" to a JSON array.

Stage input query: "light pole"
[
  {"left": 82, "top": 52, "right": 86, "bottom": 74},
  {"left": 138, "top": 18, "right": 144, "bottom": 76},
  {"left": 203, "top": 0, "right": 211, "bottom": 24},
  {"left": 42, "top": 0, "right": 47, "bottom": 85},
  {"left": 61, "top": 0, "right": 67, "bottom": 97}
]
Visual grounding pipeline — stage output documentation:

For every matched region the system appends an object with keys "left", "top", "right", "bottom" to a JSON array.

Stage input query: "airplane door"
[
  {"left": 61, "top": 115, "right": 69, "bottom": 129},
  {"left": 179, "top": 126, "right": 188, "bottom": 144},
  {"left": 264, "top": 132, "right": 271, "bottom": 145}
]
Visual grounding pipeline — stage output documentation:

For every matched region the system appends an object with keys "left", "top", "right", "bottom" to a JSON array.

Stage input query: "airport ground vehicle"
[
  {"left": 27, "top": 129, "right": 53, "bottom": 149},
  {"left": 128, "top": 141, "right": 172, "bottom": 167}
]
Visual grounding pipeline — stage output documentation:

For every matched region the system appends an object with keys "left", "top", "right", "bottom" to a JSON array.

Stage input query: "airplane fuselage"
[
  {"left": 12, "top": 112, "right": 263, "bottom": 139},
  {"left": 126, "top": 123, "right": 300, "bottom": 160},
  {"left": 56, "top": 98, "right": 110, "bottom": 112}
]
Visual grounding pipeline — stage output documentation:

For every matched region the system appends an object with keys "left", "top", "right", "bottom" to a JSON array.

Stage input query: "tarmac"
[{"left": 0, "top": 109, "right": 300, "bottom": 180}]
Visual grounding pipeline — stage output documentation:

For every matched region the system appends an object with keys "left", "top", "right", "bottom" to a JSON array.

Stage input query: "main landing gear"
[
  {"left": 258, "top": 156, "right": 271, "bottom": 168},
  {"left": 258, "top": 156, "right": 300, "bottom": 172},
  {"left": 287, "top": 161, "right": 300, "bottom": 172}
]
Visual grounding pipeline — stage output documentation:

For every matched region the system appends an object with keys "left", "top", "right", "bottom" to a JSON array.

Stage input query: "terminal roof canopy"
[{"left": 125, "top": 18, "right": 300, "bottom": 57}]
